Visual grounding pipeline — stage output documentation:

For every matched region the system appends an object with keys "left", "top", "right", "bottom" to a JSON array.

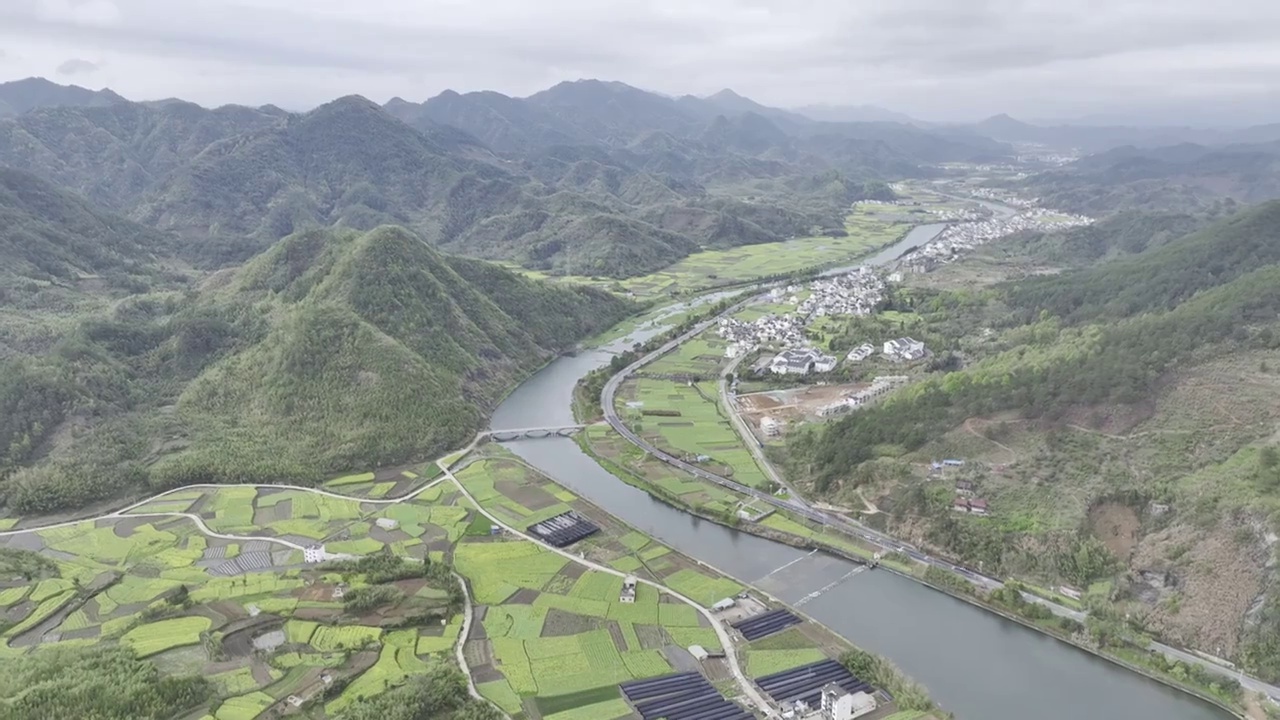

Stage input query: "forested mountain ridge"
[
  {"left": 1, "top": 223, "right": 633, "bottom": 515},
  {"left": 1021, "top": 141, "right": 1280, "bottom": 215},
  {"left": 0, "top": 166, "right": 176, "bottom": 289},
  {"left": 0, "top": 77, "right": 125, "bottom": 118},
  {"left": 0, "top": 85, "right": 875, "bottom": 278}
]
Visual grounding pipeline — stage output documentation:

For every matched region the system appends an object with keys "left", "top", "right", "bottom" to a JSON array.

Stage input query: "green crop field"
[
  {"left": 284, "top": 619, "right": 318, "bottom": 644},
  {"left": 121, "top": 616, "right": 212, "bottom": 657},
  {"left": 327, "top": 630, "right": 424, "bottom": 714},
  {"left": 746, "top": 648, "right": 828, "bottom": 677},
  {"left": 540, "top": 216, "right": 907, "bottom": 300},
  {"left": 478, "top": 679, "right": 523, "bottom": 714},
  {"left": 214, "top": 691, "right": 274, "bottom": 720},
  {"left": 620, "top": 378, "right": 769, "bottom": 487},
  {"left": 663, "top": 569, "right": 744, "bottom": 606},
  {"left": 647, "top": 334, "right": 731, "bottom": 377},
  {"left": 309, "top": 624, "right": 382, "bottom": 652},
  {"left": 543, "top": 697, "right": 634, "bottom": 720},
  {"left": 454, "top": 539, "right": 569, "bottom": 604}
]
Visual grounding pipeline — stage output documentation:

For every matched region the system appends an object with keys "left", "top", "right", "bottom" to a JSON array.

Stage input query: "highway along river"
[{"left": 489, "top": 222, "right": 1231, "bottom": 720}]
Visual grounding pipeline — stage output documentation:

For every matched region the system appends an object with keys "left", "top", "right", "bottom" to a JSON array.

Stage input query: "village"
[{"left": 896, "top": 206, "right": 1093, "bottom": 274}]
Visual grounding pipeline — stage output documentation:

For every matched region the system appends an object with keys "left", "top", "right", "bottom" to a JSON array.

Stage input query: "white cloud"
[{"left": 0, "top": 0, "right": 1276, "bottom": 123}]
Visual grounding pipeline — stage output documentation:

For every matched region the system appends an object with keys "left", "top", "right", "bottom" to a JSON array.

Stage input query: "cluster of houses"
[
  {"left": 798, "top": 267, "right": 885, "bottom": 318},
  {"left": 932, "top": 460, "right": 991, "bottom": 515},
  {"left": 897, "top": 207, "right": 1092, "bottom": 274},
  {"left": 816, "top": 376, "right": 910, "bottom": 417},
  {"left": 718, "top": 313, "right": 806, "bottom": 354}
]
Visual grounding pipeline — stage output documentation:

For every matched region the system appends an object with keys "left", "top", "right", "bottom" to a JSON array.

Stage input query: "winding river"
[{"left": 491, "top": 221, "right": 1231, "bottom": 720}]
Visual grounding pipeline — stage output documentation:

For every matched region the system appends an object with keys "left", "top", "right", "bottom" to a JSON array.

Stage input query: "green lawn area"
[{"left": 620, "top": 378, "right": 768, "bottom": 488}]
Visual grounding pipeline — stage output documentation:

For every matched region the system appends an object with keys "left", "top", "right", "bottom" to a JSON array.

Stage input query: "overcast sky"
[{"left": 1, "top": 0, "right": 1278, "bottom": 124}]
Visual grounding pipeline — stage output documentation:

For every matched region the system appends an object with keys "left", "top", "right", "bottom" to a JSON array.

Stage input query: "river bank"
[
  {"left": 491, "top": 206, "right": 1240, "bottom": 719},
  {"left": 566, "top": 424, "right": 1251, "bottom": 718}
]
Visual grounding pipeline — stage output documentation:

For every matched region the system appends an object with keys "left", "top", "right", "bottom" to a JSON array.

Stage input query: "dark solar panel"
[
  {"left": 754, "top": 659, "right": 874, "bottom": 708},
  {"left": 621, "top": 672, "right": 750, "bottom": 720},
  {"left": 526, "top": 511, "right": 600, "bottom": 548},
  {"left": 731, "top": 608, "right": 803, "bottom": 641}
]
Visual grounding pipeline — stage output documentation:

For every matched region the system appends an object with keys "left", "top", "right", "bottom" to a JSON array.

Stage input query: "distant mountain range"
[
  {"left": 0, "top": 77, "right": 1009, "bottom": 278},
  {"left": 1, "top": 75, "right": 1279, "bottom": 278}
]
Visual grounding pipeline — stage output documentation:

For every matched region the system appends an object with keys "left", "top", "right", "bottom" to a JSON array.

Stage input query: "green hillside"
[{"left": 1, "top": 225, "right": 633, "bottom": 514}]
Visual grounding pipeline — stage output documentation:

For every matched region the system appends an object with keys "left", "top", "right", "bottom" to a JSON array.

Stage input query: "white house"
[
  {"left": 619, "top": 575, "right": 637, "bottom": 604},
  {"left": 821, "top": 684, "right": 877, "bottom": 720},
  {"left": 845, "top": 343, "right": 875, "bottom": 363},
  {"left": 770, "top": 347, "right": 838, "bottom": 375},
  {"left": 375, "top": 518, "right": 400, "bottom": 531},
  {"left": 711, "top": 598, "right": 736, "bottom": 612},
  {"left": 883, "top": 337, "right": 926, "bottom": 362},
  {"left": 303, "top": 545, "right": 326, "bottom": 564}
]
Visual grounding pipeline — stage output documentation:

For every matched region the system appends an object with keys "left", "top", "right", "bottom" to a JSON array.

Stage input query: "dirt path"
[{"left": 963, "top": 418, "right": 1019, "bottom": 461}]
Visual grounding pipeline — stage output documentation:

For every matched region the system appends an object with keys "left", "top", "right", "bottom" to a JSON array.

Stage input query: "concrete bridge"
[{"left": 484, "top": 424, "right": 587, "bottom": 441}]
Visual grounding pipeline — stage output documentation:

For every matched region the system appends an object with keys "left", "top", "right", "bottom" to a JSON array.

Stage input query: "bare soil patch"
[
  {"left": 507, "top": 588, "right": 540, "bottom": 605},
  {"left": 1089, "top": 502, "right": 1141, "bottom": 560},
  {"left": 496, "top": 481, "right": 560, "bottom": 511},
  {"left": 607, "top": 620, "right": 629, "bottom": 652},
  {"left": 471, "top": 663, "right": 504, "bottom": 683},
  {"left": 1132, "top": 521, "right": 1267, "bottom": 656},
  {"left": 542, "top": 609, "right": 602, "bottom": 637},
  {"left": 634, "top": 624, "right": 668, "bottom": 650}
]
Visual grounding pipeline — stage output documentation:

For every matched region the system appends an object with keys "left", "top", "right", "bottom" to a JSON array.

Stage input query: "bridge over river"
[{"left": 483, "top": 424, "right": 587, "bottom": 441}]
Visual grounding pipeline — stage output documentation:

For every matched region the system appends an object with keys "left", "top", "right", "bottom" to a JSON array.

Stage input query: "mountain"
[
  {"left": 0, "top": 97, "right": 284, "bottom": 212},
  {"left": 0, "top": 78, "right": 125, "bottom": 118},
  {"left": 0, "top": 77, "right": 1012, "bottom": 280},
  {"left": 1021, "top": 141, "right": 1280, "bottom": 215},
  {"left": 0, "top": 166, "right": 174, "bottom": 288},
  {"left": 387, "top": 90, "right": 589, "bottom": 153},
  {"left": 968, "top": 114, "right": 1280, "bottom": 152},
  {"left": 792, "top": 103, "right": 918, "bottom": 125},
  {"left": 1, "top": 222, "right": 634, "bottom": 514},
  {"left": 526, "top": 79, "right": 703, "bottom": 141}
]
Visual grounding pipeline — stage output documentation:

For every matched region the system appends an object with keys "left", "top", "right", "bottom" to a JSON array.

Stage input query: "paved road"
[
  {"left": 717, "top": 352, "right": 809, "bottom": 507},
  {"left": 599, "top": 286, "right": 1280, "bottom": 706}
]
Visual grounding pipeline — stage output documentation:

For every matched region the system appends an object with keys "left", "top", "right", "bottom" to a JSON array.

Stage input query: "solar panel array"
[
  {"left": 754, "top": 659, "right": 873, "bottom": 709},
  {"left": 620, "top": 672, "right": 753, "bottom": 720},
  {"left": 731, "top": 608, "right": 801, "bottom": 641},
  {"left": 526, "top": 511, "right": 600, "bottom": 548}
]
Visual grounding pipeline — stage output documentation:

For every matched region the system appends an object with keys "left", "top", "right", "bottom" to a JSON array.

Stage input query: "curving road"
[{"left": 598, "top": 283, "right": 1280, "bottom": 706}]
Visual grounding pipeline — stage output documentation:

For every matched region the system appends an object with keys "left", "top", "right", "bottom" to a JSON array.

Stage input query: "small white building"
[
  {"left": 375, "top": 518, "right": 400, "bottom": 531},
  {"left": 761, "top": 416, "right": 784, "bottom": 438},
  {"left": 619, "top": 575, "right": 637, "bottom": 604},
  {"left": 821, "top": 684, "right": 877, "bottom": 720},
  {"left": 689, "top": 645, "right": 710, "bottom": 662},
  {"left": 711, "top": 598, "right": 736, "bottom": 612},
  {"left": 303, "top": 545, "right": 326, "bottom": 564}
]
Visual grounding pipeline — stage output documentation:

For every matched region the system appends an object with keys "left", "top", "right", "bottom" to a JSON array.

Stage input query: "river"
[{"left": 489, "top": 221, "right": 1231, "bottom": 720}]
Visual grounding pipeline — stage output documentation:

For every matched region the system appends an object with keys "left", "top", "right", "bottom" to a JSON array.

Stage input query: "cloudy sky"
[{"left": 1, "top": 0, "right": 1278, "bottom": 124}]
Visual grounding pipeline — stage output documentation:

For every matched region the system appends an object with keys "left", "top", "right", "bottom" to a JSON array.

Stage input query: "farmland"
[
  {"left": 0, "top": 439, "right": 868, "bottom": 720},
  {"left": 451, "top": 451, "right": 855, "bottom": 718},
  {"left": 527, "top": 208, "right": 909, "bottom": 300},
  {"left": 615, "top": 377, "right": 770, "bottom": 488}
]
